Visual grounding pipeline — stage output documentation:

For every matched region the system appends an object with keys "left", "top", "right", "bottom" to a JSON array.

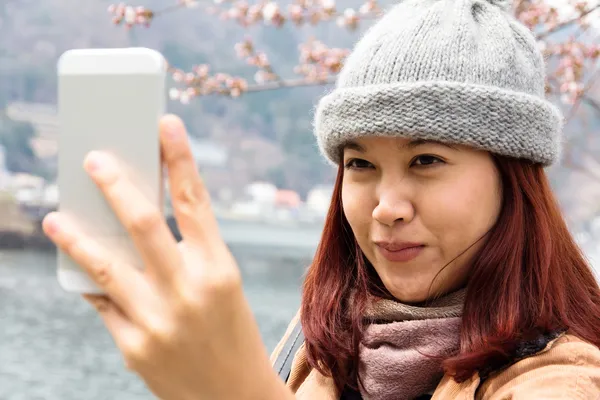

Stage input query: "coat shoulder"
[
  {"left": 270, "top": 309, "right": 301, "bottom": 364},
  {"left": 475, "top": 333, "right": 600, "bottom": 399}
]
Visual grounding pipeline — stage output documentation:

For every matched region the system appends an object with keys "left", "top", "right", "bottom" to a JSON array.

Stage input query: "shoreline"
[{"left": 0, "top": 214, "right": 322, "bottom": 260}]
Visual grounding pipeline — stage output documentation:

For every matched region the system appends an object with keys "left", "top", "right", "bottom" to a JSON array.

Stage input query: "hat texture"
[{"left": 314, "top": 0, "right": 564, "bottom": 166}]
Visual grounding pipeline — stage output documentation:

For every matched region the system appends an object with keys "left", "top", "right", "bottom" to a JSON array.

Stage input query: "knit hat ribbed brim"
[{"left": 316, "top": 80, "right": 563, "bottom": 166}]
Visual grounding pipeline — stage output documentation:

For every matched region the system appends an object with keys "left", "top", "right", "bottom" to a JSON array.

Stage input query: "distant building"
[
  {"left": 245, "top": 181, "right": 277, "bottom": 205},
  {"left": 0, "top": 145, "right": 11, "bottom": 190},
  {"left": 275, "top": 190, "right": 301, "bottom": 209},
  {"left": 306, "top": 185, "right": 334, "bottom": 216},
  {"left": 188, "top": 137, "right": 228, "bottom": 168}
]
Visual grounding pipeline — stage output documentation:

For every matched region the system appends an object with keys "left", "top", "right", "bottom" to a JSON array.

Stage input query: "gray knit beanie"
[{"left": 314, "top": 0, "right": 564, "bottom": 166}]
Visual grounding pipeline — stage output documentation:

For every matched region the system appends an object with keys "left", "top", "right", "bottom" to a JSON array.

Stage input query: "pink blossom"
[
  {"left": 263, "top": 2, "right": 280, "bottom": 22},
  {"left": 179, "top": 91, "right": 191, "bottom": 104},
  {"left": 109, "top": 0, "right": 597, "bottom": 107},
  {"left": 172, "top": 71, "right": 184, "bottom": 82},
  {"left": 322, "top": 0, "right": 336, "bottom": 13},
  {"left": 179, "top": 0, "right": 198, "bottom": 8}
]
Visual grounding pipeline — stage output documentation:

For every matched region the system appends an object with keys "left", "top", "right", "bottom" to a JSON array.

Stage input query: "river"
[{"left": 0, "top": 246, "right": 309, "bottom": 400}]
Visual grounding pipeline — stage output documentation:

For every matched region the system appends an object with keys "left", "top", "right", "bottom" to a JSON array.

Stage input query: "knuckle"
[
  {"left": 174, "top": 284, "right": 202, "bottom": 317},
  {"left": 173, "top": 179, "right": 210, "bottom": 213},
  {"left": 144, "top": 317, "right": 174, "bottom": 346},
  {"left": 128, "top": 209, "right": 162, "bottom": 235},
  {"left": 208, "top": 269, "right": 242, "bottom": 296},
  {"left": 122, "top": 338, "right": 150, "bottom": 370},
  {"left": 63, "top": 236, "right": 114, "bottom": 288},
  {"left": 93, "top": 259, "right": 114, "bottom": 287}
]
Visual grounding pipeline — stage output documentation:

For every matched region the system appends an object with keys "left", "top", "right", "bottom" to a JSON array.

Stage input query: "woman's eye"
[
  {"left": 411, "top": 155, "right": 444, "bottom": 167},
  {"left": 344, "top": 158, "right": 373, "bottom": 170}
]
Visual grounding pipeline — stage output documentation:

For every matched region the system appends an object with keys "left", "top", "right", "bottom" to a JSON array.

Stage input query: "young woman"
[{"left": 43, "top": 0, "right": 600, "bottom": 398}]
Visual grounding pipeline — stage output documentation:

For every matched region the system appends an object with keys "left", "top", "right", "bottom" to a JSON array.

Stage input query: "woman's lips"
[{"left": 375, "top": 244, "right": 425, "bottom": 262}]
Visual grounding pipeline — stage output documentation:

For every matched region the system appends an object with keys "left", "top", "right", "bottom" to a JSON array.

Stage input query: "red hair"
[{"left": 300, "top": 156, "right": 600, "bottom": 392}]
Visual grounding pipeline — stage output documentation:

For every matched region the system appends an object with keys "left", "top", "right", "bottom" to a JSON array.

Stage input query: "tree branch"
[
  {"left": 582, "top": 95, "right": 600, "bottom": 113},
  {"left": 566, "top": 68, "right": 600, "bottom": 121},
  {"left": 242, "top": 76, "right": 336, "bottom": 92},
  {"left": 536, "top": 4, "right": 600, "bottom": 40}
]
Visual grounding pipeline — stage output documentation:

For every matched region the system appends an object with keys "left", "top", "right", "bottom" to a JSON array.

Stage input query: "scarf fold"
[
  {"left": 294, "top": 289, "right": 466, "bottom": 400},
  {"left": 357, "top": 289, "right": 465, "bottom": 400}
]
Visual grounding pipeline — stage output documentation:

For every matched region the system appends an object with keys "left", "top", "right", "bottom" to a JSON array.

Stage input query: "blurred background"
[{"left": 0, "top": 0, "right": 598, "bottom": 399}]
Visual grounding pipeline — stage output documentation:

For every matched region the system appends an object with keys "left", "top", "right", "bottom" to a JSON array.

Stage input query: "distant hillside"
[
  {"left": 0, "top": 0, "right": 599, "bottom": 219},
  {"left": 0, "top": 0, "right": 380, "bottom": 195}
]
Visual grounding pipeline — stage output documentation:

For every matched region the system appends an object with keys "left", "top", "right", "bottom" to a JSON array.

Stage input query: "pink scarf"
[{"left": 357, "top": 289, "right": 465, "bottom": 399}]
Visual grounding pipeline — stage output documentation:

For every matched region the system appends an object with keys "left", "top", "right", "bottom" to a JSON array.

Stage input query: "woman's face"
[{"left": 341, "top": 137, "right": 502, "bottom": 303}]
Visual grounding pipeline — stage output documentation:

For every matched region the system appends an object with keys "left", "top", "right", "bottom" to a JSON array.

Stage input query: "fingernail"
[
  {"left": 163, "top": 116, "right": 182, "bottom": 140},
  {"left": 84, "top": 152, "right": 116, "bottom": 181},
  {"left": 84, "top": 151, "right": 106, "bottom": 174},
  {"left": 44, "top": 213, "right": 60, "bottom": 235},
  {"left": 167, "top": 123, "right": 181, "bottom": 140}
]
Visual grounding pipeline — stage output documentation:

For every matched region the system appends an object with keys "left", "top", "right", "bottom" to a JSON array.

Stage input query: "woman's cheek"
[{"left": 342, "top": 186, "right": 373, "bottom": 242}]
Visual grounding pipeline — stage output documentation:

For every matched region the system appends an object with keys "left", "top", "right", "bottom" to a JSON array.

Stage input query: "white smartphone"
[{"left": 57, "top": 48, "right": 166, "bottom": 294}]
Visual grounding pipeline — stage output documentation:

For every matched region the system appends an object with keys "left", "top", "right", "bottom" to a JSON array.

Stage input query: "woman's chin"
[{"left": 383, "top": 281, "right": 430, "bottom": 304}]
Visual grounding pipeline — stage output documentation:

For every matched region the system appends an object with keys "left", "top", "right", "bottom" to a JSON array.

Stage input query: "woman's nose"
[{"left": 372, "top": 185, "right": 415, "bottom": 227}]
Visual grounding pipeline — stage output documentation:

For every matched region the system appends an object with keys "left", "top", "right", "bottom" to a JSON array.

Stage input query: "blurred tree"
[
  {"left": 0, "top": 115, "right": 49, "bottom": 178},
  {"left": 107, "top": 0, "right": 600, "bottom": 187}
]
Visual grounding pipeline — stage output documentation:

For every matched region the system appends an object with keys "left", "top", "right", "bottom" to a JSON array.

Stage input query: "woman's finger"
[
  {"left": 159, "top": 115, "right": 224, "bottom": 254},
  {"left": 43, "top": 212, "right": 155, "bottom": 324},
  {"left": 82, "top": 150, "right": 183, "bottom": 284},
  {"left": 83, "top": 294, "right": 146, "bottom": 371}
]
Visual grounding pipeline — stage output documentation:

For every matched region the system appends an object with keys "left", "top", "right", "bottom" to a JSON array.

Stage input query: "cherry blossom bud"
[
  {"left": 215, "top": 73, "right": 228, "bottom": 82},
  {"left": 344, "top": 8, "right": 357, "bottom": 18},
  {"left": 254, "top": 71, "right": 268, "bottom": 84},
  {"left": 169, "top": 88, "right": 180, "bottom": 100},
  {"left": 228, "top": 7, "right": 241, "bottom": 19},
  {"left": 257, "top": 52, "right": 270, "bottom": 66},
  {"left": 247, "top": 5, "right": 262, "bottom": 23},
  {"left": 564, "top": 67, "right": 575, "bottom": 81},
  {"left": 289, "top": 4, "right": 304, "bottom": 23},
  {"left": 322, "top": 0, "right": 336, "bottom": 13},
  {"left": 180, "top": 0, "right": 199, "bottom": 8},
  {"left": 116, "top": 3, "right": 125, "bottom": 16},
  {"left": 263, "top": 2, "right": 280, "bottom": 23},
  {"left": 194, "top": 64, "right": 210, "bottom": 77},
  {"left": 172, "top": 70, "right": 184, "bottom": 82},
  {"left": 560, "top": 93, "right": 574, "bottom": 104},
  {"left": 180, "top": 91, "right": 191, "bottom": 104},
  {"left": 124, "top": 6, "right": 136, "bottom": 24}
]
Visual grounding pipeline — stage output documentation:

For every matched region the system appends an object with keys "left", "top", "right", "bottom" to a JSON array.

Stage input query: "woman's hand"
[{"left": 42, "top": 115, "right": 292, "bottom": 400}]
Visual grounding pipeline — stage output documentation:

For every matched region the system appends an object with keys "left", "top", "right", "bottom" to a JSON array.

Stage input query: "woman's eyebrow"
[
  {"left": 403, "top": 139, "right": 459, "bottom": 151},
  {"left": 343, "top": 141, "right": 366, "bottom": 153},
  {"left": 343, "top": 138, "right": 459, "bottom": 153}
]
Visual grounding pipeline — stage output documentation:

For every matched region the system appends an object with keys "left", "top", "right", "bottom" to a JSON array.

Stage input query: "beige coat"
[{"left": 270, "top": 312, "right": 600, "bottom": 399}]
